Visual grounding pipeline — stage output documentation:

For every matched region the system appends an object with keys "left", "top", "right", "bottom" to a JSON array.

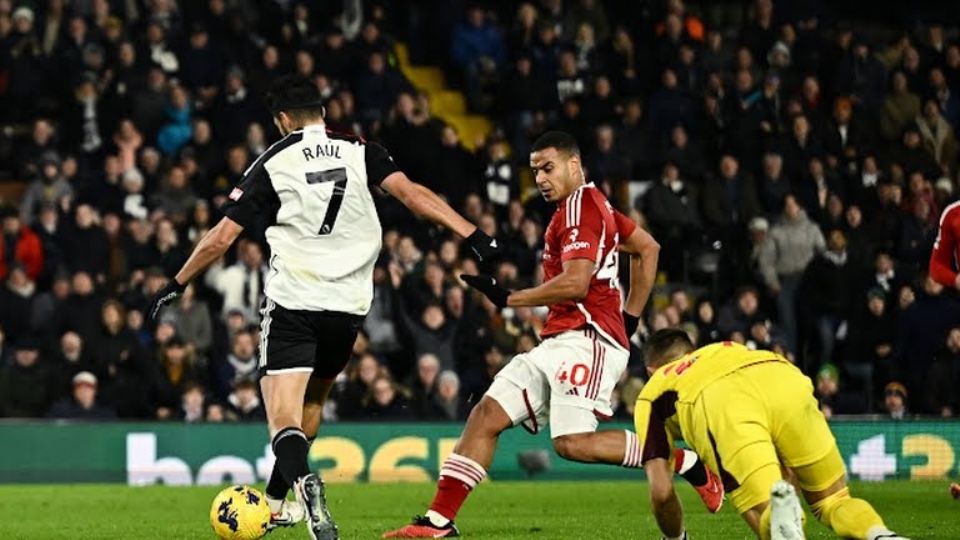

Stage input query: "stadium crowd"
[{"left": 1, "top": 0, "right": 960, "bottom": 423}]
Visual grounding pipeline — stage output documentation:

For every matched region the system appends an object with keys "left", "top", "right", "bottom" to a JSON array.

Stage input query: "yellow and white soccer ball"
[{"left": 209, "top": 485, "right": 271, "bottom": 540}]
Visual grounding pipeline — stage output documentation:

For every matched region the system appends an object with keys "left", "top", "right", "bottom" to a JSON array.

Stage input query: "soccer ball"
[{"left": 209, "top": 485, "right": 271, "bottom": 540}]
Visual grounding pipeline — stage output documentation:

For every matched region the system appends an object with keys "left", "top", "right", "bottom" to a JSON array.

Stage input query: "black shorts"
[{"left": 259, "top": 299, "right": 364, "bottom": 379}]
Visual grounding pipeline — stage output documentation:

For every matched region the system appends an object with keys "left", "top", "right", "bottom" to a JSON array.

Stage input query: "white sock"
[
  {"left": 425, "top": 510, "right": 449, "bottom": 527},
  {"left": 676, "top": 449, "right": 698, "bottom": 475},
  {"left": 867, "top": 526, "right": 898, "bottom": 540},
  {"left": 622, "top": 430, "right": 642, "bottom": 468},
  {"left": 266, "top": 496, "right": 283, "bottom": 514},
  {"left": 663, "top": 529, "right": 686, "bottom": 540}
]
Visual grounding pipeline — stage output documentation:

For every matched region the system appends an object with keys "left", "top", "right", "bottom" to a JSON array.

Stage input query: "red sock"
[{"left": 428, "top": 453, "right": 487, "bottom": 521}]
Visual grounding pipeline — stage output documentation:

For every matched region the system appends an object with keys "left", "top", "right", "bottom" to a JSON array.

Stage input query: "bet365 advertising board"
[{"left": 0, "top": 420, "right": 955, "bottom": 484}]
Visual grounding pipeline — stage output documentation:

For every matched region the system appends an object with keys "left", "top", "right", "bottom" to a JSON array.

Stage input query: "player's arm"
[
  {"left": 381, "top": 171, "right": 476, "bottom": 238},
  {"left": 617, "top": 213, "right": 660, "bottom": 318},
  {"left": 174, "top": 217, "right": 244, "bottom": 286},
  {"left": 930, "top": 208, "right": 959, "bottom": 289},
  {"left": 507, "top": 198, "right": 608, "bottom": 307},
  {"left": 506, "top": 258, "right": 594, "bottom": 306},
  {"left": 371, "top": 141, "right": 498, "bottom": 261},
  {"left": 635, "top": 390, "right": 685, "bottom": 539},
  {"left": 147, "top": 149, "right": 272, "bottom": 321}
]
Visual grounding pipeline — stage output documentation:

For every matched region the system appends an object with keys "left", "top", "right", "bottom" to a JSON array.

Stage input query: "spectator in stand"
[
  {"left": 927, "top": 327, "right": 960, "bottom": 417},
  {"left": 63, "top": 204, "right": 109, "bottom": 279},
  {"left": 880, "top": 71, "right": 920, "bottom": 142},
  {"left": 49, "top": 331, "right": 90, "bottom": 401},
  {"left": 179, "top": 383, "right": 206, "bottom": 423},
  {"left": 151, "top": 336, "right": 203, "bottom": 420},
  {"left": 642, "top": 162, "right": 699, "bottom": 279},
  {"left": 758, "top": 194, "right": 824, "bottom": 354},
  {"left": 0, "top": 207, "right": 44, "bottom": 282},
  {"left": 432, "top": 370, "right": 468, "bottom": 421},
  {"left": 47, "top": 371, "right": 115, "bottom": 419},
  {"left": 204, "top": 240, "right": 267, "bottom": 321},
  {"left": 19, "top": 153, "right": 73, "bottom": 225},
  {"left": 409, "top": 353, "right": 441, "bottom": 419},
  {"left": 894, "top": 276, "right": 960, "bottom": 400},
  {"left": 916, "top": 98, "right": 958, "bottom": 175},
  {"left": 717, "top": 286, "right": 763, "bottom": 338},
  {"left": 883, "top": 382, "right": 909, "bottom": 419},
  {"left": 160, "top": 284, "right": 212, "bottom": 358},
  {"left": 804, "top": 229, "right": 857, "bottom": 366},
  {"left": 335, "top": 353, "right": 387, "bottom": 420},
  {"left": 212, "top": 328, "right": 259, "bottom": 401},
  {"left": 226, "top": 379, "right": 265, "bottom": 421},
  {"left": 451, "top": 5, "right": 506, "bottom": 109},
  {"left": 0, "top": 337, "right": 51, "bottom": 418},
  {"left": 848, "top": 288, "right": 896, "bottom": 398},
  {"left": 364, "top": 375, "right": 412, "bottom": 420}
]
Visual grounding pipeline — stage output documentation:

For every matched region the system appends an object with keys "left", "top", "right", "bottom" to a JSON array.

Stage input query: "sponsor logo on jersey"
[
  {"left": 563, "top": 241, "right": 592, "bottom": 253},
  {"left": 228, "top": 187, "right": 243, "bottom": 201}
]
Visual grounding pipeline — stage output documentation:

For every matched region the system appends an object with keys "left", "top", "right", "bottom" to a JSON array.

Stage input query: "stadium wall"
[{"left": 0, "top": 421, "right": 955, "bottom": 484}]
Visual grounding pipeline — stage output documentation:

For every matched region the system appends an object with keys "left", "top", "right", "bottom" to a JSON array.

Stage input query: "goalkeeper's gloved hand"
[
  {"left": 460, "top": 274, "right": 510, "bottom": 308},
  {"left": 147, "top": 278, "right": 186, "bottom": 322},
  {"left": 623, "top": 311, "right": 640, "bottom": 337},
  {"left": 465, "top": 228, "right": 500, "bottom": 262}
]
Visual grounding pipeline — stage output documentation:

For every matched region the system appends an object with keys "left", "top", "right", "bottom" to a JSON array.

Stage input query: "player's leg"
[
  {"left": 383, "top": 354, "right": 540, "bottom": 538},
  {"left": 260, "top": 371, "right": 314, "bottom": 509},
  {"left": 694, "top": 369, "right": 794, "bottom": 538},
  {"left": 547, "top": 333, "right": 722, "bottom": 511},
  {"left": 793, "top": 448, "right": 907, "bottom": 539},
  {"left": 265, "top": 377, "right": 333, "bottom": 529}
]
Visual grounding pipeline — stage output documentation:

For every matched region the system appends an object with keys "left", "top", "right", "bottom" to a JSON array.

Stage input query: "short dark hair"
[
  {"left": 642, "top": 328, "right": 695, "bottom": 369},
  {"left": 531, "top": 130, "right": 580, "bottom": 157},
  {"left": 264, "top": 74, "right": 325, "bottom": 119}
]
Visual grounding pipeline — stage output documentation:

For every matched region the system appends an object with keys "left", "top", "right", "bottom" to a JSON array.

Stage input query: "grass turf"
[{"left": 0, "top": 480, "right": 952, "bottom": 539}]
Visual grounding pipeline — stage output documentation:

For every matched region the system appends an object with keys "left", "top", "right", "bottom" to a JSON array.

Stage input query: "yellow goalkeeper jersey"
[{"left": 633, "top": 341, "right": 792, "bottom": 462}]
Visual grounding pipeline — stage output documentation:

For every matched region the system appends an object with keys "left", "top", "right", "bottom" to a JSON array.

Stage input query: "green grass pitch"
[{"left": 0, "top": 480, "right": 952, "bottom": 539}]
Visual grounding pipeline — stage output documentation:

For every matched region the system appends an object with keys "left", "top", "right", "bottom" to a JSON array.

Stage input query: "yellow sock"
[
  {"left": 809, "top": 487, "right": 885, "bottom": 539},
  {"left": 758, "top": 505, "right": 773, "bottom": 540}
]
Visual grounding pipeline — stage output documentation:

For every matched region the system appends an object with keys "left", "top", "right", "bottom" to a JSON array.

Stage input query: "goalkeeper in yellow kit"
[{"left": 634, "top": 329, "right": 908, "bottom": 540}]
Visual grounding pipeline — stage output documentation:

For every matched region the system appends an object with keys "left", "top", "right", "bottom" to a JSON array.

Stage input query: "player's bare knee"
[{"left": 552, "top": 434, "right": 587, "bottom": 461}]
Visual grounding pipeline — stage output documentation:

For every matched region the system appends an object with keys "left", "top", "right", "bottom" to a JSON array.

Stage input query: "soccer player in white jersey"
[{"left": 147, "top": 74, "right": 499, "bottom": 540}]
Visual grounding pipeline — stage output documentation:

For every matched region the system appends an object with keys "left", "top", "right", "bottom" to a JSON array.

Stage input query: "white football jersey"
[{"left": 222, "top": 124, "right": 398, "bottom": 315}]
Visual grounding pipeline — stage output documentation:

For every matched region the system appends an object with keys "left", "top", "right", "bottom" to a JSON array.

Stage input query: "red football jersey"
[
  {"left": 540, "top": 183, "right": 637, "bottom": 349},
  {"left": 930, "top": 200, "right": 960, "bottom": 288}
]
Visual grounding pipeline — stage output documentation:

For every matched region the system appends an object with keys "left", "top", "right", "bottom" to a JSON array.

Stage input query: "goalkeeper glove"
[
  {"left": 465, "top": 228, "right": 500, "bottom": 262},
  {"left": 147, "top": 278, "right": 186, "bottom": 322},
  {"left": 460, "top": 274, "right": 510, "bottom": 308}
]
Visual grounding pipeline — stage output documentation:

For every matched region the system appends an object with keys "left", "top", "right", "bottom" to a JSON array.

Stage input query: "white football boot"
[{"left": 266, "top": 496, "right": 305, "bottom": 532}]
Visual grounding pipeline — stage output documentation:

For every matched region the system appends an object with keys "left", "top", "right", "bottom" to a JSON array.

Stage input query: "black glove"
[
  {"left": 623, "top": 311, "right": 640, "bottom": 337},
  {"left": 460, "top": 274, "right": 510, "bottom": 308},
  {"left": 465, "top": 228, "right": 500, "bottom": 262},
  {"left": 147, "top": 279, "right": 186, "bottom": 322}
]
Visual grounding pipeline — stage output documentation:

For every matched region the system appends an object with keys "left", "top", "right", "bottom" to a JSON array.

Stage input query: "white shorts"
[{"left": 486, "top": 328, "right": 629, "bottom": 438}]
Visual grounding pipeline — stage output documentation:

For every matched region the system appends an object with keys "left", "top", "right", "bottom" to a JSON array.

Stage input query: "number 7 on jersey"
[{"left": 305, "top": 167, "right": 348, "bottom": 235}]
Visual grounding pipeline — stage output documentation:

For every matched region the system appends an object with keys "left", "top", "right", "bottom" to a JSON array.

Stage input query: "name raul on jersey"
[{"left": 302, "top": 143, "right": 342, "bottom": 161}]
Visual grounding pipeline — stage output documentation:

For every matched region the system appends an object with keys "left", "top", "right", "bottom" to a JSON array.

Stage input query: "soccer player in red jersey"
[
  {"left": 930, "top": 201, "right": 960, "bottom": 289},
  {"left": 383, "top": 132, "right": 722, "bottom": 538}
]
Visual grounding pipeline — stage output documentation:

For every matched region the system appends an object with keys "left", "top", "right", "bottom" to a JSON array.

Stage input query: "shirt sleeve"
[
  {"left": 221, "top": 160, "right": 278, "bottom": 229},
  {"left": 930, "top": 207, "right": 958, "bottom": 287},
  {"left": 365, "top": 142, "right": 400, "bottom": 187},
  {"left": 634, "top": 389, "right": 678, "bottom": 464},
  {"left": 613, "top": 210, "right": 638, "bottom": 239},
  {"left": 560, "top": 195, "right": 603, "bottom": 263}
]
